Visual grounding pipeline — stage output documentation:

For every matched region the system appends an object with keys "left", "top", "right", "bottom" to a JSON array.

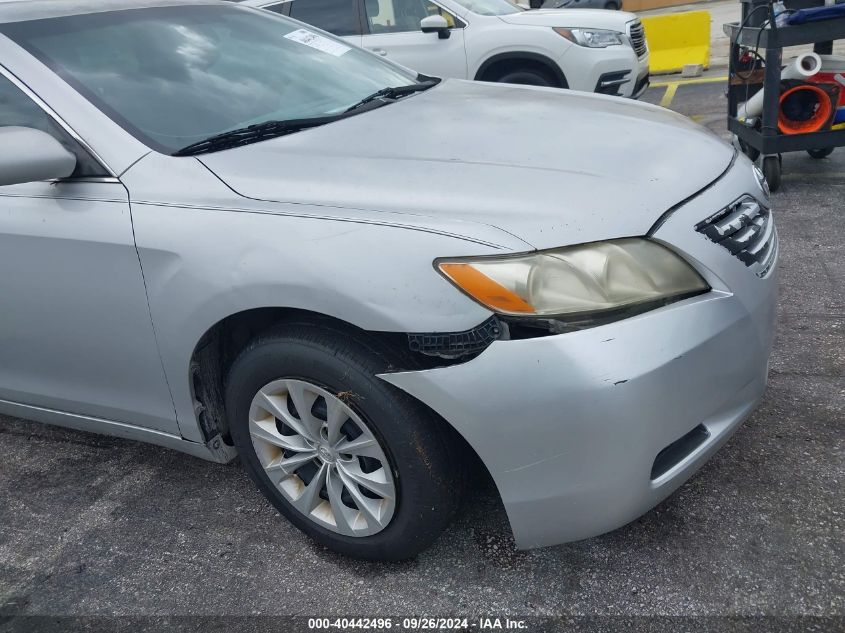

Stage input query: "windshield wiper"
[
  {"left": 173, "top": 80, "right": 438, "bottom": 156},
  {"left": 344, "top": 80, "right": 438, "bottom": 113},
  {"left": 173, "top": 116, "right": 337, "bottom": 156}
]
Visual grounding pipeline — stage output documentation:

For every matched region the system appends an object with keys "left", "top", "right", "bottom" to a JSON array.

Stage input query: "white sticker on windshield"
[{"left": 284, "top": 29, "right": 351, "bottom": 57}]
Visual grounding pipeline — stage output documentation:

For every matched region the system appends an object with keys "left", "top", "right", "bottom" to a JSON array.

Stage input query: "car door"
[
  {"left": 0, "top": 70, "right": 178, "bottom": 434},
  {"left": 360, "top": 0, "right": 468, "bottom": 78},
  {"left": 264, "top": 0, "right": 364, "bottom": 47}
]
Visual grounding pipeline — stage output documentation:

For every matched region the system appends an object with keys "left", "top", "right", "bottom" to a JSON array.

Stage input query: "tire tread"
[{"left": 225, "top": 321, "right": 466, "bottom": 560}]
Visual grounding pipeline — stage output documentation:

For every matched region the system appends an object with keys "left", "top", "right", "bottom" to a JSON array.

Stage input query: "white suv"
[{"left": 242, "top": 0, "right": 650, "bottom": 98}]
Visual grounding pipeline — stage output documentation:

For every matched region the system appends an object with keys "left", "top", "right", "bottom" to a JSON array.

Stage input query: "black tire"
[
  {"left": 604, "top": 1, "right": 619, "bottom": 9},
  {"left": 761, "top": 155, "right": 781, "bottom": 193},
  {"left": 226, "top": 322, "right": 464, "bottom": 561},
  {"left": 807, "top": 147, "right": 834, "bottom": 159},
  {"left": 496, "top": 67, "right": 557, "bottom": 87}
]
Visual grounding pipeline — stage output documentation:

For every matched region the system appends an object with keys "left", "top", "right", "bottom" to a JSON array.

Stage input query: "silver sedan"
[{"left": 0, "top": 0, "right": 777, "bottom": 559}]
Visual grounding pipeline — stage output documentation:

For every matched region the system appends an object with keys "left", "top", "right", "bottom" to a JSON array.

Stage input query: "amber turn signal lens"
[{"left": 438, "top": 263, "right": 535, "bottom": 313}]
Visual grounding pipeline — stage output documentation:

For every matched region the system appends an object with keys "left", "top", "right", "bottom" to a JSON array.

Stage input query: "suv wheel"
[
  {"left": 226, "top": 323, "right": 464, "bottom": 560},
  {"left": 496, "top": 68, "right": 557, "bottom": 87}
]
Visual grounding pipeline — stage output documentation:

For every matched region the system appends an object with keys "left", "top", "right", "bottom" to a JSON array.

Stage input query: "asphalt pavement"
[{"left": 1, "top": 79, "right": 843, "bottom": 631}]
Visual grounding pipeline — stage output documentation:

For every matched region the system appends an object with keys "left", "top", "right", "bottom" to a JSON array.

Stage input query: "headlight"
[
  {"left": 554, "top": 27, "right": 625, "bottom": 48},
  {"left": 437, "top": 238, "right": 709, "bottom": 321}
]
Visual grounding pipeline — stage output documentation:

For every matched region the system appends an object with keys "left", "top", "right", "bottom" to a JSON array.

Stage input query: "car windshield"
[
  {"left": 448, "top": 0, "right": 523, "bottom": 16},
  {"left": 1, "top": 5, "right": 420, "bottom": 153}
]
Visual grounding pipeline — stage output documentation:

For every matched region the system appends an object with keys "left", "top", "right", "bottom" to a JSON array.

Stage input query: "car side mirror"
[
  {"left": 0, "top": 127, "right": 77, "bottom": 187},
  {"left": 420, "top": 15, "right": 451, "bottom": 39}
]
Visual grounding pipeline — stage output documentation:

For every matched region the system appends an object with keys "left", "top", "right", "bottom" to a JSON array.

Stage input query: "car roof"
[{"left": 0, "top": 0, "right": 224, "bottom": 24}]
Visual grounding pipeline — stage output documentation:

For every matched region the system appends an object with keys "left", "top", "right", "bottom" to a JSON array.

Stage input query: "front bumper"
[
  {"left": 594, "top": 68, "right": 649, "bottom": 97},
  {"left": 630, "top": 67, "right": 650, "bottom": 99},
  {"left": 563, "top": 42, "right": 649, "bottom": 98},
  {"left": 381, "top": 158, "right": 777, "bottom": 549}
]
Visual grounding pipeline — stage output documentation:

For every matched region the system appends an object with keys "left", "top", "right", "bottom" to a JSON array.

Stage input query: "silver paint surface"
[{"left": 0, "top": 3, "right": 775, "bottom": 548}]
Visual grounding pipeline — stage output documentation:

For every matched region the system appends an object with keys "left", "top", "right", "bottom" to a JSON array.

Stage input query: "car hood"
[
  {"left": 199, "top": 80, "right": 734, "bottom": 251},
  {"left": 497, "top": 8, "right": 637, "bottom": 30}
]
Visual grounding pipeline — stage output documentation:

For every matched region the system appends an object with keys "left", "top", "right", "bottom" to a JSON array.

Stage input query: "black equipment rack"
[{"left": 724, "top": 0, "right": 845, "bottom": 190}]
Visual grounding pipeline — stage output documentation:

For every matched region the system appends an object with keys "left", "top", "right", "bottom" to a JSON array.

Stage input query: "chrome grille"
[
  {"left": 695, "top": 196, "right": 777, "bottom": 277},
  {"left": 627, "top": 20, "right": 647, "bottom": 59}
]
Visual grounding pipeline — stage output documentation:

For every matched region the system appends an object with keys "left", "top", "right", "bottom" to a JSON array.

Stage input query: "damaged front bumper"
[{"left": 380, "top": 160, "right": 777, "bottom": 549}]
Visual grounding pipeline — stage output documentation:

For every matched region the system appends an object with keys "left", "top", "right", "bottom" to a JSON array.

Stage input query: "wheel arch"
[
  {"left": 187, "top": 307, "right": 495, "bottom": 487},
  {"left": 188, "top": 307, "right": 392, "bottom": 446},
  {"left": 474, "top": 52, "right": 568, "bottom": 88},
  {"left": 160, "top": 266, "right": 493, "bottom": 447}
]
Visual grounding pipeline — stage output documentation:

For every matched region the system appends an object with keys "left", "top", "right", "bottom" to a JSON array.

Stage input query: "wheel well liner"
[{"left": 475, "top": 52, "right": 568, "bottom": 88}]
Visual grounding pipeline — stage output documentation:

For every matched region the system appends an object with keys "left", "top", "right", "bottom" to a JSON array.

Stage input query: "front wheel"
[
  {"left": 226, "top": 323, "right": 464, "bottom": 560},
  {"left": 496, "top": 68, "right": 557, "bottom": 87}
]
